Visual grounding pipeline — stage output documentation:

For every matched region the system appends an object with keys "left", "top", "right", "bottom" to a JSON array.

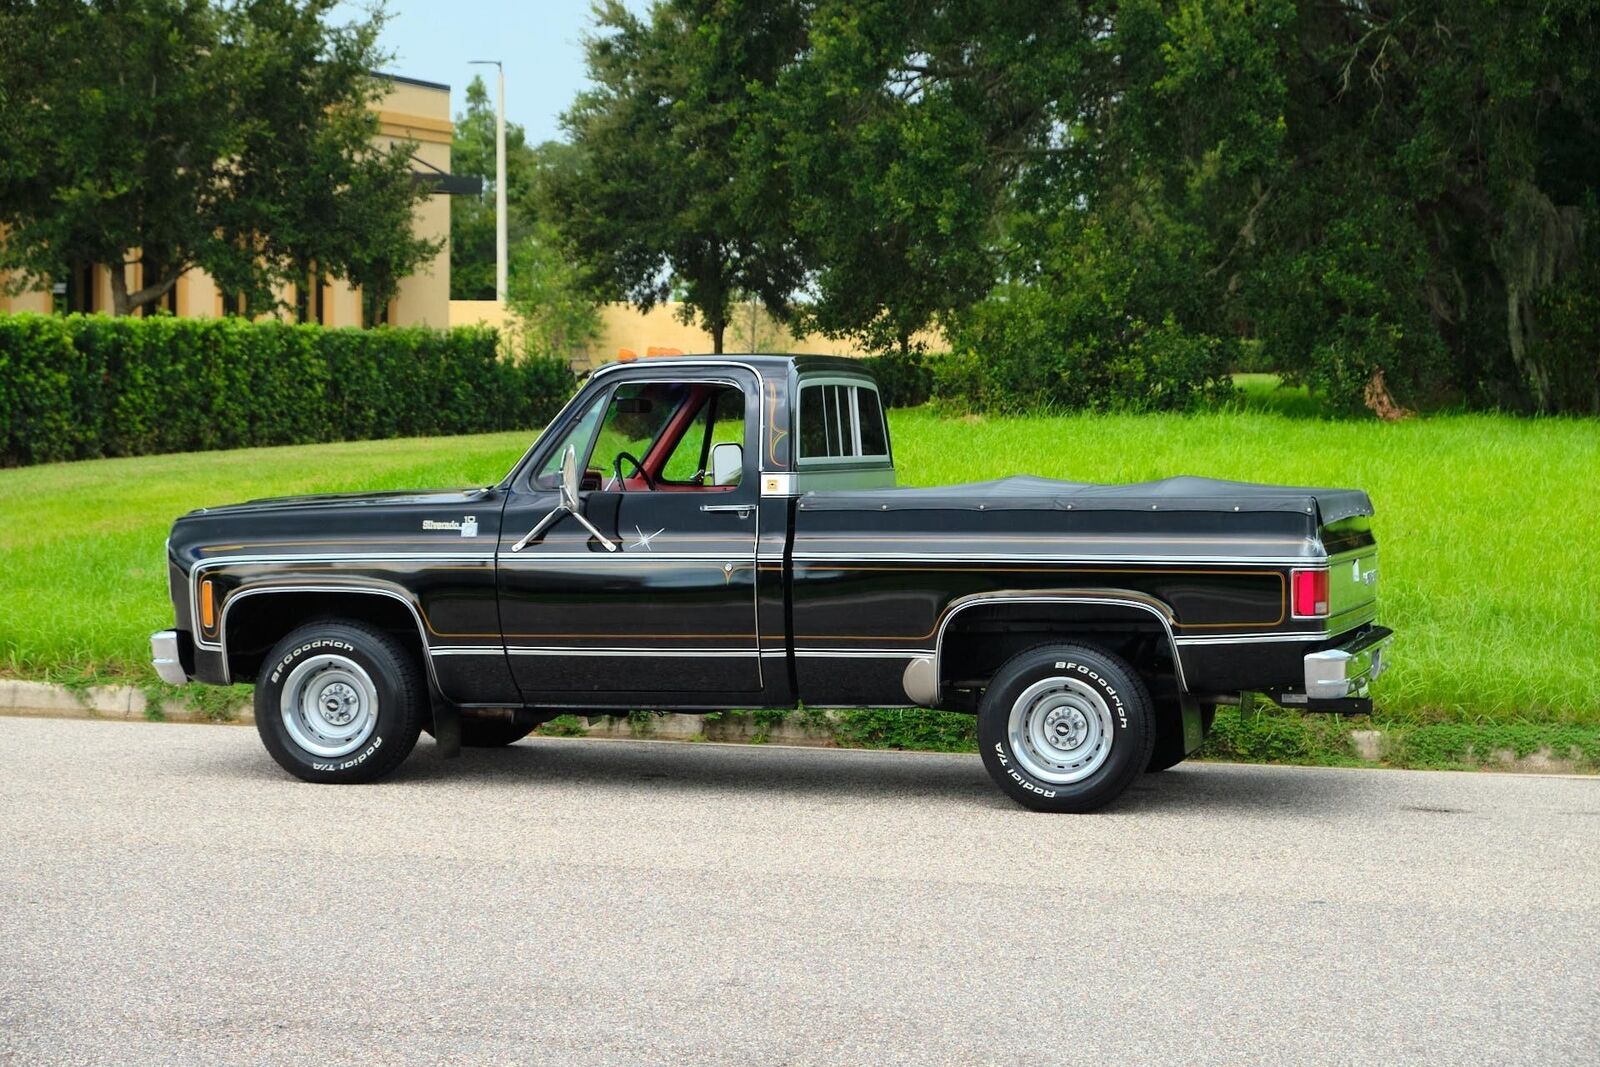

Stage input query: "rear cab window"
[{"left": 797, "top": 377, "right": 891, "bottom": 466}]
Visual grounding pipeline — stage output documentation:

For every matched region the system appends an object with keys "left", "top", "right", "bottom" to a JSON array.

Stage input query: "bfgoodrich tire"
[
  {"left": 254, "top": 620, "right": 424, "bottom": 784},
  {"left": 977, "top": 643, "right": 1155, "bottom": 813}
]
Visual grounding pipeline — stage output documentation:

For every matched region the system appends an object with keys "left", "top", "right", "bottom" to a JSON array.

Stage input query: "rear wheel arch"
[{"left": 933, "top": 594, "right": 1187, "bottom": 712}]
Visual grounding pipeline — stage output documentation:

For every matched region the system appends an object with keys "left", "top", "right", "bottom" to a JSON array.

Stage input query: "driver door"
[{"left": 496, "top": 372, "right": 763, "bottom": 701}]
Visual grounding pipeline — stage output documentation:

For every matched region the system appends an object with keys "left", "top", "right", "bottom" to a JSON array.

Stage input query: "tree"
[
  {"left": 545, "top": 0, "right": 807, "bottom": 354},
  {"left": 0, "top": 0, "right": 437, "bottom": 319},
  {"left": 506, "top": 221, "right": 602, "bottom": 360},
  {"left": 777, "top": 1, "right": 1091, "bottom": 355},
  {"left": 450, "top": 74, "right": 540, "bottom": 300}
]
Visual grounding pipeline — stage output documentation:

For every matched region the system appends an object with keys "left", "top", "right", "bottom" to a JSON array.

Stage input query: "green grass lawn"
[{"left": 3, "top": 393, "right": 1598, "bottom": 728}]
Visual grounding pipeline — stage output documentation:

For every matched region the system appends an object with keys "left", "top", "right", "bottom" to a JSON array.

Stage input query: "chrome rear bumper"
[
  {"left": 1303, "top": 626, "right": 1392, "bottom": 700},
  {"left": 150, "top": 630, "right": 189, "bottom": 686}
]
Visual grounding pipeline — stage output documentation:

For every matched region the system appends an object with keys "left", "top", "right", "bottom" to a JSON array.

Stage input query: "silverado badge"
[{"left": 422, "top": 516, "right": 478, "bottom": 537}]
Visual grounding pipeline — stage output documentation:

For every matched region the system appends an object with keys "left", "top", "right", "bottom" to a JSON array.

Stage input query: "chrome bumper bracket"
[
  {"left": 150, "top": 630, "right": 189, "bottom": 686},
  {"left": 1302, "top": 626, "right": 1393, "bottom": 701}
]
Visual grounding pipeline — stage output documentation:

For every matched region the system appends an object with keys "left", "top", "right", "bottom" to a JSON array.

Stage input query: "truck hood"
[
  {"left": 802, "top": 474, "right": 1374, "bottom": 524},
  {"left": 188, "top": 487, "right": 496, "bottom": 518}
]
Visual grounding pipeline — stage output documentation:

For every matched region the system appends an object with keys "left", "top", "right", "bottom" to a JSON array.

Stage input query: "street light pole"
[{"left": 469, "top": 59, "right": 507, "bottom": 304}]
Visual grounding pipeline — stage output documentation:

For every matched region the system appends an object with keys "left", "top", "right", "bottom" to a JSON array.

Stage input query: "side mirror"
[
  {"left": 513, "top": 443, "right": 617, "bottom": 553},
  {"left": 559, "top": 444, "right": 579, "bottom": 509},
  {"left": 710, "top": 441, "right": 743, "bottom": 486}
]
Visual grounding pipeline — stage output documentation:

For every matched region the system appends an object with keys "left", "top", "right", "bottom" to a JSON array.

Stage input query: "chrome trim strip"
[
  {"left": 434, "top": 646, "right": 927, "bottom": 659},
  {"left": 1175, "top": 633, "right": 1327, "bottom": 646},
  {"left": 196, "top": 552, "right": 496, "bottom": 565},
  {"left": 930, "top": 592, "right": 1188, "bottom": 706},
  {"left": 496, "top": 552, "right": 747, "bottom": 562},
  {"left": 216, "top": 583, "right": 442, "bottom": 691},
  {"left": 794, "top": 649, "right": 934, "bottom": 658},
  {"left": 794, "top": 553, "right": 1321, "bottom": 566},
  {"left": 504, "top": 647, "right": 758, "bottom": 658}
]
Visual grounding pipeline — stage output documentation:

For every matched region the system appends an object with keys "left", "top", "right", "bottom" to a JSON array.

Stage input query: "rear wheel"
[
  {"left": 254, "top": 620, "right": 423, "bottom": 784},
  {"left": 977, "top": 643, "right": 1154, "bottom": 813}
]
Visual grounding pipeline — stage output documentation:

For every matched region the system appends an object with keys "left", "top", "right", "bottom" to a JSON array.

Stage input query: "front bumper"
[
  {"left": 1303, "top": 625, "right": 1393, "bottom": 700},
  {"left": 150, "top": 629, "right": 190, "bottom": 686}
]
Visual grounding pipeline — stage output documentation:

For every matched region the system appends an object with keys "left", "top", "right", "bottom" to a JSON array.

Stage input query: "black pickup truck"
[{"left": 152, "top": 354, "right": 1391, "bottom": 811}]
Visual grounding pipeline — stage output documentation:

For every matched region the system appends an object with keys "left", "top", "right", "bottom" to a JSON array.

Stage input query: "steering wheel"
[{"left": 612, "top": 450, "right": 656, "bottom": 491}]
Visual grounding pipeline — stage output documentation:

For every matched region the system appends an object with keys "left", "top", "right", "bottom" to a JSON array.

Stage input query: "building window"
[{"left": 59, "top": 261, "right": 96, "bottom": 314}]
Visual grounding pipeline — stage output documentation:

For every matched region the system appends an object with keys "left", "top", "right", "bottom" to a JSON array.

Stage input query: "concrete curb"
[
  {"left": 0, "top": 681, "right": 837, "bottom": 744},
  {"left": 0, "top": 680, "right": 1593, "bottom": 773},
  {"left": 0, "top": 679, "right": 158, "bottom": 720}
]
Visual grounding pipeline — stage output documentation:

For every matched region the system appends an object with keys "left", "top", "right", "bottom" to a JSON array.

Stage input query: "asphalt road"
[{"left": 1, "top": 717, "right": 1597, "bottom": 1066}]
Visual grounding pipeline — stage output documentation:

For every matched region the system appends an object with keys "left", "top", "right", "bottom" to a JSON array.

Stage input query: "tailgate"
[{"left": 1327, "top": 547, "right": 1379, "bottom": 629}]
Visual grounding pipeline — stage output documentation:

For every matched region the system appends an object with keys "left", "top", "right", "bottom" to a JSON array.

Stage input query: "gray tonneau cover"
[{"left": 798, "top": 474, "right": 1373, "bottom": 524}]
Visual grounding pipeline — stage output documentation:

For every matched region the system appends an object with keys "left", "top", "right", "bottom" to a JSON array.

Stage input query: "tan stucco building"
[{"left": 0, "top": 75, "right": 454, "bottom": 327}]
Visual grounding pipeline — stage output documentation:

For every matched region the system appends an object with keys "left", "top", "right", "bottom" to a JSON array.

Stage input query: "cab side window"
[
  {"left": 660, "top": 385, "right": 745, "bottom": 486},
  {"left": 797, "top": 381, "right": 890, "bottom": 463},
  {"left": 534, "top": 379, "right": 747, "bottom": 491}
]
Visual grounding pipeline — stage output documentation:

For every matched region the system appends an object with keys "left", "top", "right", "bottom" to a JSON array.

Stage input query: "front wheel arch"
[{"left": 220, "top": 586, "right": 432, "bottom": 690}]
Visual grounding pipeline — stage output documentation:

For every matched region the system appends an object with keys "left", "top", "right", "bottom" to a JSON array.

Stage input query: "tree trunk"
[
  {"left": 710, "top": 318, "right": 725, "bottom": 354},
  {"left": 107, "top": 261, "right": 180, "bottom": 317},
  {"left": 1504, "top": 282, "right": 1553, "bottom": 413}
]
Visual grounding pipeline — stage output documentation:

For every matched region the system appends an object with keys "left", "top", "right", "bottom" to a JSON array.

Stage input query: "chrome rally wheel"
[
  {"left": 1006, "top": 676, "right": 1115, "bottom": 786},
  {"left": 279, "top": 653, "right": 380, "bottom": 759}
]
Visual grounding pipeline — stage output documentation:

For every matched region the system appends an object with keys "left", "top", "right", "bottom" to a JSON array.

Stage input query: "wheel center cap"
[
  {"left": 320, "top": 683, "right": 358, "bottom": 726},
  {"left": 1045, "top": 706, "right": 1088, "bottom": 749}
]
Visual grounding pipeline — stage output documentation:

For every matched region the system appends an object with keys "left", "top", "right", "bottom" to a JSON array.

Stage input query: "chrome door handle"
[{"left": 700, "top": 504, "right": 753, "bottom": 516}]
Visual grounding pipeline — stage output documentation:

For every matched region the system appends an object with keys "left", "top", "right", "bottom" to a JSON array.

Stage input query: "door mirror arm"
[{"left": 512, "top": 445, "right": 619, "bottom": 552}]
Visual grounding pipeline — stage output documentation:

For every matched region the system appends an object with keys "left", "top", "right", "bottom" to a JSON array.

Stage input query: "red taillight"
[{"left": 1292, "top": 569, "right": 1329, "bottom": 618}]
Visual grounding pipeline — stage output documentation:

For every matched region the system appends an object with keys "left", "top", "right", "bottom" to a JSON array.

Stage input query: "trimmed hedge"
[{"left": 0, "top": 313, "right": 575, "bottom": 466}]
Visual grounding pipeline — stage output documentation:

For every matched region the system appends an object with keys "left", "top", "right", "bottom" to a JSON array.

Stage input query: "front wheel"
[
  {"left": 977, "top": 643, "right": 1154, "bottom": 813},
  {"left": 254, "top": 620, "right": 424, "bottom": 783}
]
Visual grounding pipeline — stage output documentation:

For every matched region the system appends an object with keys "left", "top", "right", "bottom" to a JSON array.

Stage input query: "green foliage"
[
  {"left": 544, "top": 0, "right": 807, "bottom": 353},
  {"left": 0, "top": 313, "right": 573, "bottom": 466},
  {"left": 1380, "top": 722, "right": 1600, "bottom": 771},
  {"left": 0, "top": 0, "right": 435, "bottom": 318},
  {"left": 507, "top": 223, "right": 603, "bottom": 361},
  {"left": 940, "top": 277, "right": 1235, "bottom": 414},
  {"left": 1199, "top": 705, "right": 1359, "bottom": 766},
  {"left": 544, "top": 1, "right": 1600, "bottom": 414},
  {"left": 858, "top": 350, "right": 935, "bottom": 408},
  {"left": 536, "top": 714, "right": 592, "bottom": 738},
  {"left": 828, "top": 708, "right": 977, "bottom": 753},
  {"left": 773, "top": 2, "right": 1064, "bottom": 355}
]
